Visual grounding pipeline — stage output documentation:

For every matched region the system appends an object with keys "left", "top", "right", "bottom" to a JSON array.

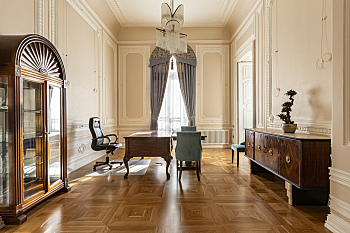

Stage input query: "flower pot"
[{"left": 282, "top": 123, "right": 297, "bottom": 133}]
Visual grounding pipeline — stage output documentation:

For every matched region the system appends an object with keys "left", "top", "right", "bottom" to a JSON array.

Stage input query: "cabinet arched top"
[{"left": 0, "top": 34, "right": 66, "bottom": 80}]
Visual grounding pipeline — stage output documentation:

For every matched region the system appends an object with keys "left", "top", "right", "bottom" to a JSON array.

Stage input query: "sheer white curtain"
[{"left": 158, "top": 57, "right": 188, "bottom": 132}]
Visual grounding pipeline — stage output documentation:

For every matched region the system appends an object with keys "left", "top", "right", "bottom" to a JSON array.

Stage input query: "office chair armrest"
[
  {"left": 92, "top": 136, "right": 111, "bottom": 150},
  {"left": 105, "top": 134, "right": 118, "bottom": 143}
]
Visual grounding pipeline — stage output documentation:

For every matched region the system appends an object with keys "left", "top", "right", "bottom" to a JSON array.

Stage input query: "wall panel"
[
  {"left": 118, "top": 46, "right": 150, "bottom": 127},
  {"left": 197, "top": 45, "right": 230, "bottom": 132}
]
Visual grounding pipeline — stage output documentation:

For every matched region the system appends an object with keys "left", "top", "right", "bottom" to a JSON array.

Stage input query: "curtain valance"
[{"left": 149, "top": 45, "right": 196, "bottom": 67}]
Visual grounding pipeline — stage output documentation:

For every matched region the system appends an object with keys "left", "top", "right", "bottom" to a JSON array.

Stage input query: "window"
[{"left": 158, "top": 57, "right": 188, "bottom": 132}]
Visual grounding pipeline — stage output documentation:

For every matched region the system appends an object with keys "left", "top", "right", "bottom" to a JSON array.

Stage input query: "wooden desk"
[{"left": 123, "top": 131, "right": 172, "bottom": 179}]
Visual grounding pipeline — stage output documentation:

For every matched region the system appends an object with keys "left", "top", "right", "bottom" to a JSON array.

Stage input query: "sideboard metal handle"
[
  {"left": 269, "top": 149, "right": 273, "bottom": 156},
  {"left": 248, "top": 142, "right": 250, "bottom": 147},
  {"left": 286, "top": 155, "right": 291, "bottom": 163},
  {"left": 258, "top": 145, "right": 261, "bottom": 151}
]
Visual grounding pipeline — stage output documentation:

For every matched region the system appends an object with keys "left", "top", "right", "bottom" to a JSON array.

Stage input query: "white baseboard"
[
  {"left": 324, "top": 167, "right": 350, "bottom": 232},
  {"left": 329, "top": 167, "right": 350, "bottom": 189},
  {"left": 326, "top": 211, "right": 350, "bottom": 233}
]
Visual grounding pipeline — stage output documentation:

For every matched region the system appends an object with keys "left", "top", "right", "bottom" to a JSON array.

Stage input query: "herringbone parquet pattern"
[{"left": 3, "top": 149, "right": 330, "bottom": 232}]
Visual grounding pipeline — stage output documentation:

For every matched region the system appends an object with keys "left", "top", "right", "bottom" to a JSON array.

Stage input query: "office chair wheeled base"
[{"left": 93, "top": 155, "right": 123, "bottom": 171}]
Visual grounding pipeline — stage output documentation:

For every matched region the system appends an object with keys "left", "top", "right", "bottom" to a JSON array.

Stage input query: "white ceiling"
[{"left": 106, "top": 0, "right": 238, "bottom": 27}]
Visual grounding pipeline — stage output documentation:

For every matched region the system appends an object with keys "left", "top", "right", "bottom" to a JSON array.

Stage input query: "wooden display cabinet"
[{"left": 0, "top": 34, "right": 70, "bottom": 224}]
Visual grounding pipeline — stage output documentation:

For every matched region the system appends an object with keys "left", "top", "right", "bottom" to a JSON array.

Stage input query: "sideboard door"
[{"left": 279, "top": 138, "right": 301, "bottom": 186}]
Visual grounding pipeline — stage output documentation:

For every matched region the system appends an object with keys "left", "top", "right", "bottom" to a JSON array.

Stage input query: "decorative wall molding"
[
  {"left": 49, "top": 0, "right": 57, "bottom": 45},
  {"left": 268, "top": 118, "right": 332, "bottom": 136},
  {"left": 35, "top": 0, "right": 44, "bottom": 36},
  {"left": 196, "top": 45, "right": 229, "bottom": 125},
  {"left": 329, "top": 167, "right": 350, "bottom": 189},
  {"left": 325, "top": 196, "right": 350, "bottom": 233},
  {"left": 326, "top": 213, "right": 350, "bottom": 233},
  {"left": 66, "top": 0, "right": 99, "bottom": 32},
  {"left": 265, "top": 0, "right": 272, "bottom": 128},
  {"left": 230, "top": 0, "right": 263, "bottom": 42},
  {"left": 118, "top": 46, "right": 150, "bottom": 126},
  {"left": 107, "top": 0, "right": 238, "bottom": 27},
  {"left": 65, "top": 0, "right": 118, "bottom": 44},
  {"left": 103, "top": 31, "right": 118, "bottom": 125},
  {"left": 345, "top": 0, "right": 350, "bottom": 146}
]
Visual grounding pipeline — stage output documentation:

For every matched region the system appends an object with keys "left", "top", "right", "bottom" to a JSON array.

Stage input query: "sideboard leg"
[{"left": 285, "top": 181, "right": 329, "bottom": 205}]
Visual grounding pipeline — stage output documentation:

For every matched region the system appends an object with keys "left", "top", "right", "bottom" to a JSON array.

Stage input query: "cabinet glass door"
[
  {"left": 48, "top": 85, "right": 61, "bottom": 186},
  {"left": 23, "top": 80, "right": 44, "bottom": 199},
  {"left": 0, "top": 76, "right": 8, "bottom": 205}
]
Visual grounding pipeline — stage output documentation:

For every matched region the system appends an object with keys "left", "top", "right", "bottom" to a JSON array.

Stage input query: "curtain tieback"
[
  {"left": 188, "top": 115, "right": 195, "bottom": 120},
  {"left": 151, "top": 115, "right": 158, "bottom": 121}
]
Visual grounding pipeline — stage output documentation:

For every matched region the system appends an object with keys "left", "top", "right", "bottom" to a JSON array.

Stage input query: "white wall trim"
[
  {"left": 326, "top": 195, "right": 350, "bottom": 233},
  {"left": 49, "top": 0, "right": 57, "bottom": 44},
  {"left": 344, "top": 0, "right": 350, "bottom": 146},
  {"left": 196, "top": 45, "right": 230, "bottom": 126},
  {"left": 230, "top": 0, "right": 263, "bottom": 42},
  {"left": 329, "top": 167, "right": 350, "bottom": 189},
  {"left": 35, "top": 0, "right": 45, "bottom": 36},
  {"left": 330, "top": 196, "right": 350, "bottom": 220},
  {"left": 118, "top": 46, "right": 150, "bottom": 126},
  {"left": 325, "top": 214, "right": 350, "bottom": 233},
  {"left": 103, "top": 31, "right": 118, "bottom": 125},
  {"left": 65, "top": 0, "right": 118, "bottom": 44}
]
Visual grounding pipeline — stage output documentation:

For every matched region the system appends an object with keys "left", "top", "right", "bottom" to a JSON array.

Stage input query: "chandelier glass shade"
[{"left": 156, "top": 0, "right": 187, "bottom": 54}]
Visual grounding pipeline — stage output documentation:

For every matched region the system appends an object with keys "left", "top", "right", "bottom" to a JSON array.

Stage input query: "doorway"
[{"left": 235, "top": 45, "right": 254, "bottom": 144}]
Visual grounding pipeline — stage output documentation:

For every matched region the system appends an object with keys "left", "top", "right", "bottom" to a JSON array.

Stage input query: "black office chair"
[{"left": 89, "top": 117, "right": 123, "bottom": 170}]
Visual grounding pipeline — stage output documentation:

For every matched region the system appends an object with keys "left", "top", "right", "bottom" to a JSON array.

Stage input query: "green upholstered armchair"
[
  {"left": 181, "top": 126, "right": 197, "bottom": 131},
  {"left": 175, "top": 131, "right": 202, "bottom": 181}
]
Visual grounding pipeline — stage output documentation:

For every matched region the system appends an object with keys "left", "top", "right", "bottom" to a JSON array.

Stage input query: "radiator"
[{"left": 200, "top": 130, "right": 230, "bottom": 148}]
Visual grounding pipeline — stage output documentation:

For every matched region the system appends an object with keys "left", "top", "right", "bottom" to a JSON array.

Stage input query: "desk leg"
[
  {"left": 123, "top": 156, "right": 130, "bottom": 179},
  {"left": 163, "top": 156, "right": 171, "bottom": 179}
]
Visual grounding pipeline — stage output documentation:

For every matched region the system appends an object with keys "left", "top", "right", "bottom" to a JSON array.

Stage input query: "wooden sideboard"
[{"left": 245, "top": 128, "right": 331, "bottom": 205}]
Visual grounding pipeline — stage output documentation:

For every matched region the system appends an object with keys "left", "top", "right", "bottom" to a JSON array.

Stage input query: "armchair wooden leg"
[
  {"left": 196, "top": 161, "right": 200, "bottom": 181},
  {"left": 199, "top": 161, "right": 201, "bottom": 173},
  {"left": 232, "top": 150, "right": 234, "bottom": 163},
  {"left": 237, "top": 152, "right": 239, "bottom": 167},
  {"left": 179, "top": 161, "right": 183, "bottom": 181}
]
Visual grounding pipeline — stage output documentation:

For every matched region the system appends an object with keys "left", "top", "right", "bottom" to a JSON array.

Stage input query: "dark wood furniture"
[
  {"left": 0, "top": 35, "right": 70, "bottom": 224},
  {"left": 123, "top": 131, "right": 173, "bottom": 179},
  {"left": 89, "top": 117, "right": 123, "bottom": 170},
  {"left": 245, "top": 128, "right": 331, "bottom": 205}
]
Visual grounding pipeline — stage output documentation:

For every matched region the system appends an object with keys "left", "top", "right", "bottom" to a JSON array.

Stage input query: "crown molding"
[{"left": 107, "top": 0, "right": 238, "bottom": 28}]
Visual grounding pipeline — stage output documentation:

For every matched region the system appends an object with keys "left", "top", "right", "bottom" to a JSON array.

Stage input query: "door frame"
[{"left": 233, "top": 42, "right": 256, "bottom": 144}]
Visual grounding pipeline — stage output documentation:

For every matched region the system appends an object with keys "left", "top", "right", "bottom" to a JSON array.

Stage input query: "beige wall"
[
  {"left": 270, "top": 0, "right": 332, "bottom": 125},
  {"left": 0, "top": 0, "right": 35, "bottom": 35}
]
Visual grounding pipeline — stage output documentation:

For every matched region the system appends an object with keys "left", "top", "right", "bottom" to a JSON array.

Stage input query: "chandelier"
[{"left": 156, "top": 0, "right": 187, "bottom": 54}]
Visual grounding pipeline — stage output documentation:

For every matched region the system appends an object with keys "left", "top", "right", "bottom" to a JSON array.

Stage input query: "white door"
[{"left": 238, "top": 62, "right": 253, "bottom": 143}]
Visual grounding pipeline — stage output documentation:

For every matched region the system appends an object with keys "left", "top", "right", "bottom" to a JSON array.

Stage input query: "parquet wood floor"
[{"left": 3, "top": 149, "right": 331, "bottom": 232}]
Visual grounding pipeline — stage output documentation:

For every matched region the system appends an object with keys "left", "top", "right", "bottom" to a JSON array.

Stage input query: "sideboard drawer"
[
  {"left": 245, "top": 130, "right": 255, "bottom": 159},
  {"left": 264, "top": 134, "right": 279, "bottom": 173},
  {"left": 254, "top": 132, "right": 265, "bottom": 165}
]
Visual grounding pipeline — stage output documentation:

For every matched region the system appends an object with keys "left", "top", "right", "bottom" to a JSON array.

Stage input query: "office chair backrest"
[
  {"left": 89, "top": 117, "right": 104, "bottom": 149},
  {"left": 176, "top": 131, "right": 202, "bottom": 161},
  {"left": 181, "top": 126, "right": 197, "bottom": 131}
]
